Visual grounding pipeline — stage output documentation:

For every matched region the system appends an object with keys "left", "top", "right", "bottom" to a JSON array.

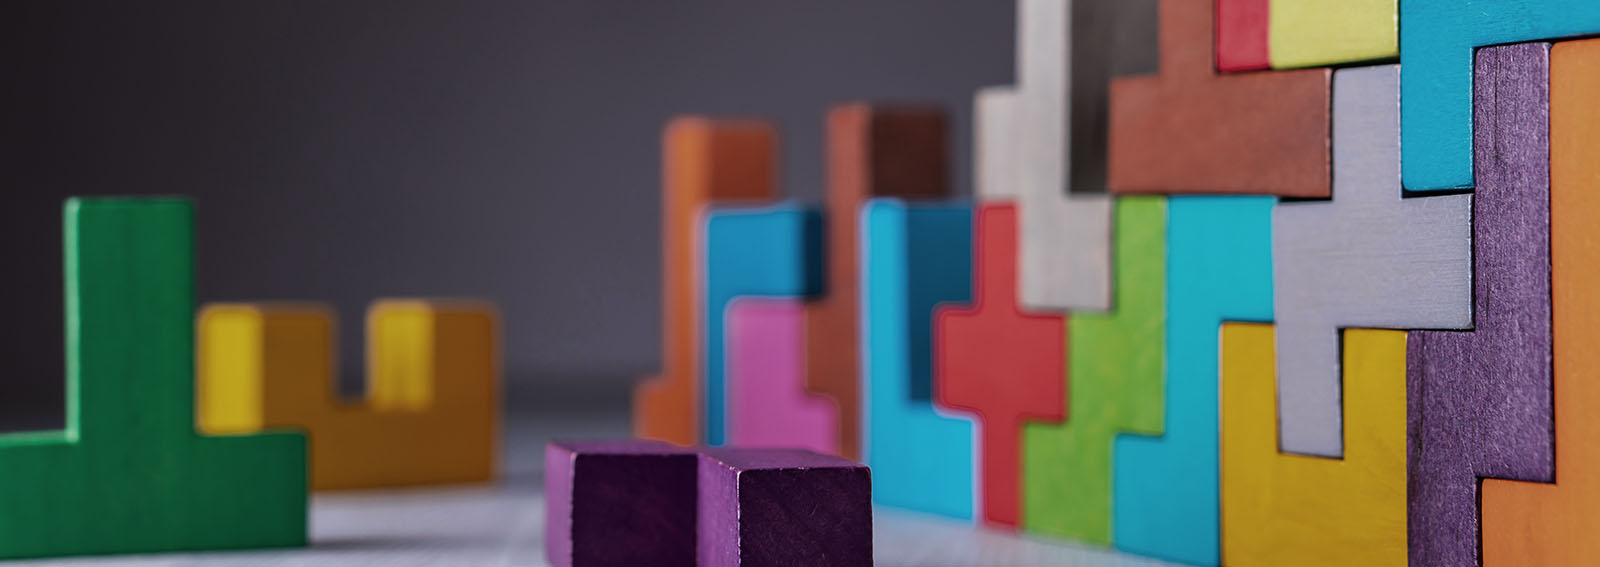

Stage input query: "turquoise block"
[
  {"left": 860, "top": 199, "right": 975, "bottom": 520},
  {"left": 701, "top": 204, "right": 824, "bottom": 446},
  {"left": 1401, "top": 0, "right": 1600, "bottom": 191},
  {"left": 1111, "top": 196, "right": 1274, "bottom": 566}
]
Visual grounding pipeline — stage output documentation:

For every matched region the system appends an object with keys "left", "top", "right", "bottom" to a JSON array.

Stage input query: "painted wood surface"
[
  {"left": 544, "top": 440, "right": 697, "bottom": 567},
  {"left": 727, "top": 298, "right": 837, "bottom": 455},
  {"left": 698, "top": 449, "right": 872, "bottom": 567}
]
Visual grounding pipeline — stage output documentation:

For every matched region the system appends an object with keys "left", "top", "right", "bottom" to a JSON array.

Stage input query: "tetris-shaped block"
[
  {"left": 804, "top": 105, "right": 950, "bottom": 460},
  {"left": 1022, "top": 196, "right": 1165, "bottom": 543},
  {"left": 698, "top": 448, "right": 872, "bottom": 567},
  {"left": 198, "top": 300, "right": 498, "bottom": 490},
  {"left": 1218, "top": 0, "right": 1397, "bottom": 71},
  {"left": 544, "top": 440, "right": 698, "bottom": 567},
  {"left": 0, "top": 198, "right": 307, "bottom": 559},
  {"left": 1216, "top": 0, "right": 1268, "bottom": 71},
  {"left": 861, "top": 199, "right": 976, "bottom": 520},
  {"left": 1221, "top": 324, "right": 1407, "bottom": 566},
  {"left": 1272, "top": 64, "right": 1471, "bottom": 458},
  {"left": 702, "top": 205, "right": 825, "bottom": 448},
  {"left": 935, "top": 204, "right": 1065, "bottom": 528},
  {"left": 1479, "top": 37, "right": 1600, "bottom": 566},
  {"left": 1401, "top": 0, "right": 1600, "bottom": 191},
  {"left": 727, "top": 299, "right": 836, "bottom": 454},
  {"left": 975, "top": 86, "right": 1021, "bottom": 201},
  {"left": 1409, "top": 42, "right": 1555, "bottom": 567},
  {"left": 1107, "top": 0, "right": 1330, "bottom": 197},
  {"left": 1112, "top": 196, "right": 1274, "bottom": 566},
  {"left": 636, "top": 118, "right": 778, "bottom": 446}
]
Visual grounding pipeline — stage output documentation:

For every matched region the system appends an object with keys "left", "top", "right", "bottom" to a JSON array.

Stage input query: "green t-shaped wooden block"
[{"left": 0, "top": 198, "right": 307, "bottom": 559}]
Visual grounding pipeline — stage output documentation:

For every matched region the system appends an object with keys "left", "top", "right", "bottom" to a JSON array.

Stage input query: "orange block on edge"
[{"left": 198, "top": 300, "right": 499, "bottom": 490}]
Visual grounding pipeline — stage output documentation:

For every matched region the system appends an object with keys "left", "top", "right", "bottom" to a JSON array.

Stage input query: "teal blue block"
[
  {"left": 701, "top": 204, "right": 824, "bottom": 446},
  {"left": 1401, "top": 0, "right": 1600, "bottom": 191},
  {"left": 1111, "top": 196, "right": 1274, "bottom": 566},
  {"left": 860, "top": 199, "right": 975, "bottom": 520}
]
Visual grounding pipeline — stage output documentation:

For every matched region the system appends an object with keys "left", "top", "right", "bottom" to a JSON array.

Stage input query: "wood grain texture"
[
  {"left": 544, "top": 440, "right": 697, "bottom": 567},
  {"left": 1221, "top": 324, "right": 1407, "bottom": 566},
  {"left": 1015, "top": 0, "right": 1140, "bottom": 311},
  {"left": 198, "top": 299, "right": 499, "bottom": 490},
  {"left": 1111, "top": 195, "right": 1274, "bottom": 567},
  {"left": 1107, "top": 0, "right": 1330, "bottom": 197},
  {"left": 1268, "top": 0, "right": 1396, "bottom": 69},
  {"left": 1400, "top": 0, "right": 1600, "bottom": 191},
  {"left": 1216, "top": 0, "right": 1269, "bottom": 71},
  {"left": 1021, "top": 196, "right": 1165, "bottom": 543},
  {"left": 0, "top": 198, "right": 307, "bottom": 559},
  {"left": 635, "top": 118, "right": 778, "bottom": 446},
  {"left": 861, "top": 200, "right": 976, "bottom": 520},
  {"left": 702, "top": 205, "right": 824, "bottom": 447},
  {"left": 727, "top": 299, "right": 836, "bottom": 454},
  {"left": 1479, "top": 38, "right": 1600, "bottom": 567},
  {"left": 1408, "top": 42, "right": 1555, "bottom": 567},
  {"left": 1272, "top": 64, "right": 1471, "bottom": 459},
  {"left": 806, "top": 104, "right": 949, "bottom": 461},
  {"left": 934, "top": 204, "right": 1065, "bottom": 529},
  {"left": 698, "top": 449, "right": 872, "bottom": 567}
]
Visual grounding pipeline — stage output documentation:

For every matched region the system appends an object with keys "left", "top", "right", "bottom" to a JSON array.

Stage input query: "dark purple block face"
[
  {"left": 698, "top": 448, "right": 873, "bottom": 567},
  {"left": 1407, "top": 42, "right": 1556, "bottom": 567},
  {"left": 545, "top": 440, "right": 698, "bottom": 567}
]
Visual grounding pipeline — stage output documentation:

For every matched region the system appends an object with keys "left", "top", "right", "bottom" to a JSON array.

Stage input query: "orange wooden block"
[
  {"left": 935, "top": 203, "right": 1066, "bottom": 528},
  {"left": 635, "top": 118, "right": 778, "bottom": 446},
  {"left": 1480, "top": 38, "right": 1600, "bottom": 565},
  {"left": 805, "top": 104, "right": 948, "bottom": 460},
  {"left": 1108, "top": 0, "right": 1331, "bottom": 196},
  {"left": 198, "top": 300, "right": 498, "bottom": 490}
]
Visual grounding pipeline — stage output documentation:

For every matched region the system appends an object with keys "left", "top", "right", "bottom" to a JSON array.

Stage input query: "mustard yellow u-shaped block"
[
  {"left": 1220, "top": 323, "right": 1406, "bottom": 566},
  {"left": 198, "top": 300, "right": 499, "bottom": 490}
]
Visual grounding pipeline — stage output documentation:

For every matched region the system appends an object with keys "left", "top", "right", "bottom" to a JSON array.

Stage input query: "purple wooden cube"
[
  {"left": 545, "top": 440, "right": 697, "bottom": 567},
  {"left": 698, "top": 448, "right": 873, "bottom": 567}
]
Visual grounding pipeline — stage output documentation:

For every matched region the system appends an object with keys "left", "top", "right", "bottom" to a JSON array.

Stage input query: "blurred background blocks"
[
  {"left": 1215, "top": 0, "right": 1268, "bottom": 71},
  {"left": 198, "top": 299, "right": 499, "bottom": 490},
  {"left": 0, "top": 199, "right": 307, "bottom": 559},
  {"left": 726, "top": 299, "right": 836, "bottom": 454}
]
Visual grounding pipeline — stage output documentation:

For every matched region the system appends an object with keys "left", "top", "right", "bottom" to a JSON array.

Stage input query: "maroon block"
[
  {"left": 545, "top": 440, "right": 697, "bottom": 567},
  {"left": 698, "top": 448, "right": 873, "bottom": 567}
]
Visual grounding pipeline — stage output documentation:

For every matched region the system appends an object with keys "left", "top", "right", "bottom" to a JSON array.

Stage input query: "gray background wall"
[{"left": 0, "top": 1, "right": 1014, "bottom": 422}]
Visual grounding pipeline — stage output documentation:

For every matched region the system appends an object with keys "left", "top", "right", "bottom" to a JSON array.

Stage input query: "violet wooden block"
[
  {"left": 1407, "top": 42, "right": 1556, "bottom": 567},
  {"left": 699, "top": 448, "right": 873, "bottom": 567},
  {"left": 545, "top": 440, "right": 697, "bottom": 567}
]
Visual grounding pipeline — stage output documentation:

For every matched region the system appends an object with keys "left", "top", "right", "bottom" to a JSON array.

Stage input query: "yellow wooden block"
[
  {"left": 198, "top": 299, "right": 499, "bottom": 490},
  {"left": 1269, "top": 0, "right": 1397, "bottom": 69},
  {"left": 1220, "top": 323, "right": 1406, "bottom": 566}
]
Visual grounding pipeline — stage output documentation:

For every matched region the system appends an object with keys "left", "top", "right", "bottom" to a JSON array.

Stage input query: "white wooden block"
[
  {"left": 976, "top": 86, "right": 1022, "bottom": 201},
  {"left": 1273, "top": 64, "right": 1472, "bottom": 458}
]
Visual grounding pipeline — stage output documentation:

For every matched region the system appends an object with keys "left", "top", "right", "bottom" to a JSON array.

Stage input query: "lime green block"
[
  {"left": 1021, "top": 196, "right": 1166, "bottom": 543},
  {"left": 0, "top": 198, "right": 307, "bottom": 559}
]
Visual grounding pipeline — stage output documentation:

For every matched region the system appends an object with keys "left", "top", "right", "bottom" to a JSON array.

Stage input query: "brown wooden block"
[{"left": 1107, "top": 0, "right": 1331, "bottom": 197}]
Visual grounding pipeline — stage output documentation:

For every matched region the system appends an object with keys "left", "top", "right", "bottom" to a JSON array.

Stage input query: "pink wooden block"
[{"left": 726, "top": 298, "right": 838, "bottom": 454}]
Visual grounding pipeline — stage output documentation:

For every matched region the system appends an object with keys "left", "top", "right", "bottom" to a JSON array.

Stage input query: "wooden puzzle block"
[
  {"left": 1220, "top": 324, "right": 1406, "bottom": 566},
  {"left": 1477, "top": 37, "right": 1600, "bottom": 567},
  {"left": 698, "top": 448, "right": 872, "bottom": 567},
  {"left": 975, "top": 86, "right": 1021, "bottom": 201},
  {"left": 804, "top": 104, "right": 949, "bottom": 461},
  {"left": 1112, "top": 195, "right": 1274, "bottom": 566},
  {"left": 0, "top": 198, "right": 307, "bottom": 559},
  {"left": 1216, "top": 0, "right": 1269, "bottom": 71},
  {"left": 1401, "top": 0, "right": 1600, "bottom": 192},
  {"left": 1408, "top": 42, "right": 1555, "bottom": 567},
  {"left": 1021, "top": 196, "right": 1165, "bottom": 543},
  {"left": 544, "top": 440, "right": 698, "bottom": 567},
  {"left": 934, "top": 204, "right": 1065, "bottom": 528},
  {"left": 1016, "top": 0, "right": 1149, "bottom": 310},
  {"left": 198, "top": 299, "right": 498, "bottom": 490},
  {"left": 636, "top": 118, "right": 778, "bottom": 446},
  {"left": 1272, "top": 64, "right": 1471, "bottom": 458},
  {"left": 1268, "top": 0, "right": 1396, "bottom": 69},
  {"left": 702, "top": 205, "right": 824, "bottom": 447},
  {"left": 1107, "top": 0, "right": 1330, "bottom": 197},
  {"left": 861, "top": 199, "right": 975, "bottom": 520},
  {"left": 727, "top": 298, "right": 837, "bottom": 454}
]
